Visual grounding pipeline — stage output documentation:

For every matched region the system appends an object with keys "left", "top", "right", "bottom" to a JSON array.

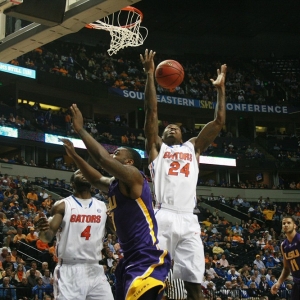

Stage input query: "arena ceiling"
[{"left": 133, "top": 0, "right": 300, "bottom": 38}]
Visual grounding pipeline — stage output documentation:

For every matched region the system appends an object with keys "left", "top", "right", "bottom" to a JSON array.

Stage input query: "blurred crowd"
[{"left": 0, "top": 164, "right": 298, "bottom": 299}]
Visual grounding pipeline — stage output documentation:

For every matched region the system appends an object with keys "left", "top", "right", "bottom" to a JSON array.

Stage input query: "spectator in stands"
[
  {"left": 3, "top": 219, "right": 17, "bottom": 240},
  {"left": 0, "top": 276, "right": 17, "bottom": 299},
  {"left": 212, "top": 242, "right": 224, "bottom": 258},
  {"left": 0, "top": 114, "right": 6, "bottom": 125},
  {"left": 2, "top": 235, "right": 12, "bottom": 249},
  {"left": 10, "top": 248, "right": 17, "bottom": 263},
  {"left": 231, "top": 232, "right": 244, "bottom": 244},
  {"left": 121, "top": 133, "right": 129, "bottom": 144},
  {"left": 267, "top": 274, "right": 278, "bottom": 289},
  {"left": 39, "top": 188, "right": 49, "bottom": 201},
  {"left": 42, "top": 196, "right": 53, "bottom": 212},
  {"left": 41, "top": 269, "right": 52, "bottom": 285},
  {"left": 32, "top": 277, "right": 47, "bottom": 300},
  {"left": 27, "top": 200, "right": 37, "bottom": 212},
  {"left": 17, "top": 277, "right": 32, "bottom": 299},
  {"left": 218, "top": 254, "right": 229, "bottom": 268},
  {"left": 100, "top": 250, "right": 117, "bottom": 271},
  {"left": 13, "top": 227, "right": 26, "bottom": 246},
  {"left": 265, "top": 257, "right": 276, "bottom": 270},
  {"left": 136, "top": 133, "right": 145, "bottom": 144},
  {"left": 256, "top": 237, "right": 265, "bottom": 249},
  {"left": 36, "top": 238, "right": 49, "bottom": 252},
  {"left": 232, "top": 224, "right": 243, "bottom": 235},
  {"left": 219, "top": 281, "right": 234, "bottom": 298},
  {"left": 26, "top": 227, "right": 38, "bottom": 244},
  {"left": 205, "top": 263, "right": 220, "bottom": 280},
  {"left": 250, "top": 219, "right": 261, "bottom": 233},
  {"left": 14, "top": 263, "right": 26, "bottom": 284},
  {"left": 8, "top": 113, "right": 16, "bottom": 126},
  {"left": 214, "top": 262, "right": 226, "bottom": 279},
  {"left": 26, "top": 261, "right": 41, "bottom": 278},
  {"left": 2, "top": 254, "right": 14, "bottom": 271},
  {"left": 75, "top": 70, "right": 84, "bottom": 80},
  {"left": 227, "top": 268, "right": 239, "bottom": 281},
  {"left": 263, "top": 240, "right": 274, "bottom": 253},
  {"left": 27, "top": 188, "right": 38, "bottom": 202},
  {"left": 262, "top": 205, "right": 276, "bottom": 229},
  {"left": 232, "top": 197, "right": 240, "bottom": 209},
  {"left": 39, "top": 262, "right": 49, "bottom": 276},
  {"left": 223, "top": 242, "right": 238, "bottom": 258},
  {"left": 253, "top": 255, "right": 266, "bottom": 271},
  {"left": 13, "top": 255, "right": 25, "bottom": 271}
]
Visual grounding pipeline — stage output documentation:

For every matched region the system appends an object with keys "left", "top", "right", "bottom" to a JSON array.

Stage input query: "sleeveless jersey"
[
  {"left": 108, "top": 173, "right": 159, "bottom": 255},
  {"left": 56, "top": 195, "right": 107, "bottom": 261},
  {"left": 149, "top": 141, "right": 198, "bottom": 212},
  {"left": 282, "top": 232, "right": 300, "bottom": 281}
]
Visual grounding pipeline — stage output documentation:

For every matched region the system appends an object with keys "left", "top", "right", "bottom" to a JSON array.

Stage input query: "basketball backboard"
[
  {"left": 0, "top": 0, "right": 141, "bottom": 62},
  {"left": 0, "top": 0, "right": 23, "bottom": 39}
]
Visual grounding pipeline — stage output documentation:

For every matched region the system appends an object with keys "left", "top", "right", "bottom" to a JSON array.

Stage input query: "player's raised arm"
[
  {"left": 140, "top": 49, "right": 162, "bottom": 161},
  {"left": 70, "top": 104, "right": 143, "bottom": 198},
  {"left": 190, "top": 64, "right": 227, "bottom": 157},
  {"left": 37, "top": 201, "right": 64, "bottom": 243},
  {"left": 59, "top": 138, "right": 112, "bottom": 193}
]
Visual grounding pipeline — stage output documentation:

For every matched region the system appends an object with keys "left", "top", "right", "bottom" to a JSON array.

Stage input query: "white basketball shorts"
[
  {"left": 54, "top": 263, "right": 114, "bottom": 300},
  {"left": 155, "top": 208, "right": 204, "bottom": 283}
]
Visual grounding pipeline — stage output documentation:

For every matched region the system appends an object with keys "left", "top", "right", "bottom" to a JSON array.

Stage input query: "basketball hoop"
[{"left": 86, "top": 6, "right": 148, "bottom": 56}]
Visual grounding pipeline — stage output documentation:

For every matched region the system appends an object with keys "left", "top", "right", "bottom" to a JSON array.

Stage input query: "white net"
[{"left": 87, "top": 7, "right": 148, "bottom": 56}]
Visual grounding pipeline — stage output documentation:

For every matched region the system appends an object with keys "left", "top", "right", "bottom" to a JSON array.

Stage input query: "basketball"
[{"left": 155, "top": 60, "right": 184, "bottom": 89}]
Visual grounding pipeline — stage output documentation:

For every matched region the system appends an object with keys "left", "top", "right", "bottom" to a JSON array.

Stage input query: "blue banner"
[
  {"left": 109, "top": 88, "right": 290, "bottom": 114},
  {"left": 0, "top": 62, "right": 36, "bottom": 79}
]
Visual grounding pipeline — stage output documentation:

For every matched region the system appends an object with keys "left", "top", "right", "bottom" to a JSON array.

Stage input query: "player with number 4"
[
  {"left": 37, "top": 168, "right": 114, "bottom": 300},
  {"left": 141, "top": 49, "right": 227, "bottom": 300}
]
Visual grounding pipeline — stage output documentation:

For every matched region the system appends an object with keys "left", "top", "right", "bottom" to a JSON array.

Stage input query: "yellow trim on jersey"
[
  {"left": 125, "top": 250, "right": 168, "bottom": 299},
  {"left": 108, "top": 195, "right": 117, "bottom": 231},
  {"left": 136, "top": 197, "right": 156, "bottom": 245}
]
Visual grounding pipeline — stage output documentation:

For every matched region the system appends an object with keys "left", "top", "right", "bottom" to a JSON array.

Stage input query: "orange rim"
[
  {"left": 85, "top": 24, "right": 94, "bottom": 29},
  {"left": 121, "top": 6, "right": 143, "bottom": 21},
  {"left": 85, "top": 5, "right": 143, "bottom": 30}
]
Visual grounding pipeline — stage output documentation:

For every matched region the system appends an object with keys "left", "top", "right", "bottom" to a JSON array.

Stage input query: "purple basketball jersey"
[
  {"left": 108, "top": 172, "right": 171, "bottom": 299},
  {"left": 282, "top": 232, "right": 300, "bottom": 281},
  {"left": 108, "top": 172, "right": 159, "bottom": 255}
]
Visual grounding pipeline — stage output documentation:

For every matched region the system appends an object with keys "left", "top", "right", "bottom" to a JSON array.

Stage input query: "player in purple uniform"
[
  {"left": 60, "top": 103, "right": 171, "bottom": 300},
  {"left": 271, "top": 216, "right": 300, "bottom": 299}
]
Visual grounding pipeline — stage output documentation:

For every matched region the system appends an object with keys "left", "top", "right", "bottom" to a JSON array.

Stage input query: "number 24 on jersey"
[{"left": 168, "top": 162, "right": 190, "bottom": 177}]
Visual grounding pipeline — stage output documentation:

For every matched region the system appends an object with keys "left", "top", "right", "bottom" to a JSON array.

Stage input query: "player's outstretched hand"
[
  {"left": 140, "top": 49, "right": 156, "bottom": 74},
  {"left": 59, "top": 138, "right": 76, "bottom": 158},
  {"left": 210, "top": 64, "right": 227, "bottom": 89},
  {"left": 36, "top": 217, "right": 50, "bottom": 232},
  {"left": 70, "top": 104, "right": 84, "bottom": 133}
]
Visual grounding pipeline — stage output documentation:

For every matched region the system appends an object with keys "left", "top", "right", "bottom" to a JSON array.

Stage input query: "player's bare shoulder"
[
  {"left": 51, "top": 199, "right": 65, "bottom": 216},
  {"left": 188, "top": 137, "right": 197, "bottom": 146},
  {"left": 187, "top": 137, "right": 200, "bottom": 154}
]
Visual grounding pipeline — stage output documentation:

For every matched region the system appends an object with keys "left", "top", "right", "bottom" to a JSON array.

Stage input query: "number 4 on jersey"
[
  {"left": 168, "top": 162, "right": 190, "bottom": 177},
  {"left": 81, "top": 226, "right": 91, "bottom": 240}
]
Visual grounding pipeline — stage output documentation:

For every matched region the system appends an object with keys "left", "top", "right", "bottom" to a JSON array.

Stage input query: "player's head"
[
  {"left": 70, "top": 169, "right": 91, "bottom": 192},
  {"left": 112, "top": 147, "right": 142, "bottom": 170},
  {"left": 162, "top": 124, "right": 182, "bottom": 145},
  {"left": 282, "top": 215, "right": 297, "bottom": 234}
]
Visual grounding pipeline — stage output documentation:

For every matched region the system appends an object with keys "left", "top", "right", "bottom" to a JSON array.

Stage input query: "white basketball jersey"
[
  {"left": 56, "top": 195, "right": 107, "bottom": 261},
  {"left": 149, "top": 141, "right": 199, "bottom": 212}
]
